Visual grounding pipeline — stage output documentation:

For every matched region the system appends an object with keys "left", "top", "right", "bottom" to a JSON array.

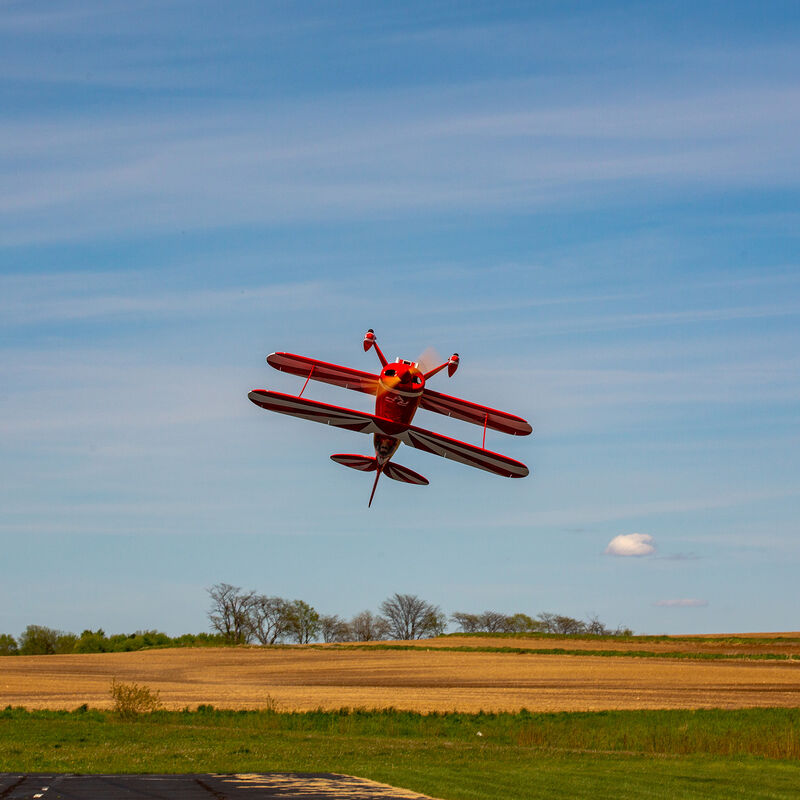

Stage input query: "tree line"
[
  {"left": 451, "top": 611, "right": 632, "bottom": 636},
  {"left": 0, "top": 584, "right": 631, "bottom": 655},
  {"left": 206, "top": 583, "right": 631, "bottom": 643},
  {"left": 207, "top": 584, "right": 447, "bottom": 644},
  {"left": 0, "top": 626, "right": 224, "bottom": 656}
]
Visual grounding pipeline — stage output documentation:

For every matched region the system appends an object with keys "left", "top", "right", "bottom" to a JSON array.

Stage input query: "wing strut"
[{"left": 299, "top": 366, "right": 314, "bottom": 397}]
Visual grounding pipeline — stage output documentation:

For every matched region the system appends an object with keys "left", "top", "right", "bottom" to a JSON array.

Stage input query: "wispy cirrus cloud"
[
  {"left": 0, "top": 272, "right": 327, "bottom": 326},
  {"left": 653, "top": 598, "right": 708, "bottom": 608},
  {"left": 2, "top": 80, "right": 799, "bottom": 244}
]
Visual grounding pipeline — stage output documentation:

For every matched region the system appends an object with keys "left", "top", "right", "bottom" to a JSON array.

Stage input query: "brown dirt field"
[{"left": 2, "top": 646, "right": 799, "bottom": 712}]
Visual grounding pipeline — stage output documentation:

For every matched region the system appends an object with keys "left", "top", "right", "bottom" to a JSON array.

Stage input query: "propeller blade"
[{"left": 417, "top": 346, "right": 443, "bottom": 374}]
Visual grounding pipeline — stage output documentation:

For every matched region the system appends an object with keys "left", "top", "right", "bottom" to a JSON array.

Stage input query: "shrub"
[{"left": 109, "top": 679, "right": 162, "bottom": 719}]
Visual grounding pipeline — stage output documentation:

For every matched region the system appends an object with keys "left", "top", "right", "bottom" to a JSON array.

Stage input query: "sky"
[{"left": 1, "top": 0, "right": 799, "bottom": 638}]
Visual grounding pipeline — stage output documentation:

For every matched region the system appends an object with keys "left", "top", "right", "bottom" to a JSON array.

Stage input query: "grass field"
[
  {"left": 3, "top": 638, "right": 799, "bottom": 798},
  {"left": 2, "top": 707, "right": 800, "bottom": 799},
  {"left": 437, "top": 632, "right": 800, "bottom": 657},
  {"left": 2, "top": 642, "right": 800, "bottom": 712}
]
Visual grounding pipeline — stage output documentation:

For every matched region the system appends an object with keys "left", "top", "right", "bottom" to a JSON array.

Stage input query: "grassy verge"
[
  {"left": 441, "top": 632, "right": 800, "bottom": 645},
  {"left": 316, "top": 643, "right": 799, "bottom": 661},
  {"left": 1, "top": 708, "right": 799, "bottom": 799}
]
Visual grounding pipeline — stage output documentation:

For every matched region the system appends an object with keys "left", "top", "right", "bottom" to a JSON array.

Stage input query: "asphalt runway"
[{"left": 0, "top": 774, "right": 437, "bottom": 799}]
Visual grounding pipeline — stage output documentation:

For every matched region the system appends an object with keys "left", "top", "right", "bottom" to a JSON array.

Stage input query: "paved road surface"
[{"left": 0, "top": 774, "right": 438, "bottom": 799}]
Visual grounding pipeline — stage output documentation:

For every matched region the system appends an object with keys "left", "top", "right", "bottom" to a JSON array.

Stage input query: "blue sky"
[{"left": 2, "top": 1, "right": 799, "bottom": 637}]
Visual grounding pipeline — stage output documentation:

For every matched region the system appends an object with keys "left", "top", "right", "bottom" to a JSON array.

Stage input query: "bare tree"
[
  {"left": 247, "top": 595, "right": 291, "bottom": 645},
  {"left": 379, "top": 593, "right": 444, "bottom": 640},
  {"left": 319, "top": 614, "right": 352, "bottom": 643},
  {"left": 478, "top": 611, "right": 509, "bottom": 632},
  {"left": 450, "top": 612, "right": 480, "bottom": 633},
  {"left": 536, "top": 613, "right": 587, "bottom": 635},
  {"left": 421, "top": 607, "right": 447, "bottom": 638},
  {"left": 207, "top": 583, "right": 256, "bottom": 644},
  {"left": 452, "top": 611, "right": 544, "bottom": 634},
  {"left": 536, "top": 612, "right": 557, "bottom": 633},
  {"left": 585, "top": 614, "right": 610, "bottom": 636},
  {"left": 553, "top": 614, "right": 587, "bottom": 634},
  {"left": 503, "top": 613, "right": 542, "bottom": 633},
  {"left": 286, "top": 600, "right": 321, "bottom": 644},
  {"left": 349, "top": 610, "right": 390, "bottom": 641}
]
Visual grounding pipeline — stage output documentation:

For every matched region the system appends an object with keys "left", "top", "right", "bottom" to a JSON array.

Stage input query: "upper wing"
[
  {"left": 420, "top": 388, "right": 532, "bottom": 436},
  {"left": 267, "top": 352, "right": 379, "bottom": 395},
  {"left": 396, "top": 423, "right": 529, "bottom": 478}
]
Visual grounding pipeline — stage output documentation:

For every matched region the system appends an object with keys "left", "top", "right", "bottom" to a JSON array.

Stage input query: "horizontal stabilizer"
[
  {"left": 383, "top": 461, "right": 429, "bottom": 485},
  {"left": 330, "top": 454, "right": 428, "bottom": 485},
  {"left": 331, "top": 454, "right": 377, "bottom": 472}
]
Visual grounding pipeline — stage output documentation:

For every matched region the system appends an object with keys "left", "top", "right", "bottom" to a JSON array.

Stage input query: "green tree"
[
  {"left": 55, "top": 632, "right": 78, "bottom": 653},
  {"left": 286, "top": 600, "right": 320, "bottom": 644},
  {"left": 74, "top": 629, "right": 108, "bottom": 653},
  {"left": 19, "top": 625, "right": 63, "bottom": 655},
  {"left": 0, "top": 633, "right": 18, "bottom": 655}
]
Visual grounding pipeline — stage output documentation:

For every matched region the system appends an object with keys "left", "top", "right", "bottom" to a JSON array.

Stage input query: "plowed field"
[{"left": 2, "top": 641, "right": 799, "bottom": 712}]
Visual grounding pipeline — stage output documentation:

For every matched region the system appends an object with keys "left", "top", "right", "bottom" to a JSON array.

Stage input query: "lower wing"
[
  {"left": 248, "top": 390, "right": 405, "bottom": 436},
  {"left": 248, "top": 390, "right": 528, "bottom": 479},
  {"left": 397, "top": 425, "right": 529, "bottom": 478}
]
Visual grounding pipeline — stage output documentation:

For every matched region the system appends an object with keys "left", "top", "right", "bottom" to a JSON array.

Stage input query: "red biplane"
[{"left": 248, "top": 330, "right": 532, "bottom": 506}]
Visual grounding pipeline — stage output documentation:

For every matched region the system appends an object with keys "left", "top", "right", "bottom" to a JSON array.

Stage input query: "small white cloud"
[
  {"left": 653, "top": 598, "right": 708, "bottom": 608},
  {"left": 605, "top": 532, "right": 656, "bottom": 557}
]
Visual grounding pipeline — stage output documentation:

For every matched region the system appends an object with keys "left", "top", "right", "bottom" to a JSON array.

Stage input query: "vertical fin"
[{"left": 368, "top": 467, "right": 382, "bottom": 508}]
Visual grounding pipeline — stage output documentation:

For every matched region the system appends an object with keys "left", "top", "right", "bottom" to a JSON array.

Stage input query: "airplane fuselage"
[{"left": 373, "top": 359, "right": 425, "bottom": 466}]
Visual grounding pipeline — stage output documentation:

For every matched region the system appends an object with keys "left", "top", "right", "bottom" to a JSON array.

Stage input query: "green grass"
[
  {"left": 316, "top": 643, "right": 799, "bottom": 661},
  {"left": 1, "top": 707, "right": 799, "bottom": 799},
  {"left": 442, "top": 632, "right": 800, "bottom": 646}
]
